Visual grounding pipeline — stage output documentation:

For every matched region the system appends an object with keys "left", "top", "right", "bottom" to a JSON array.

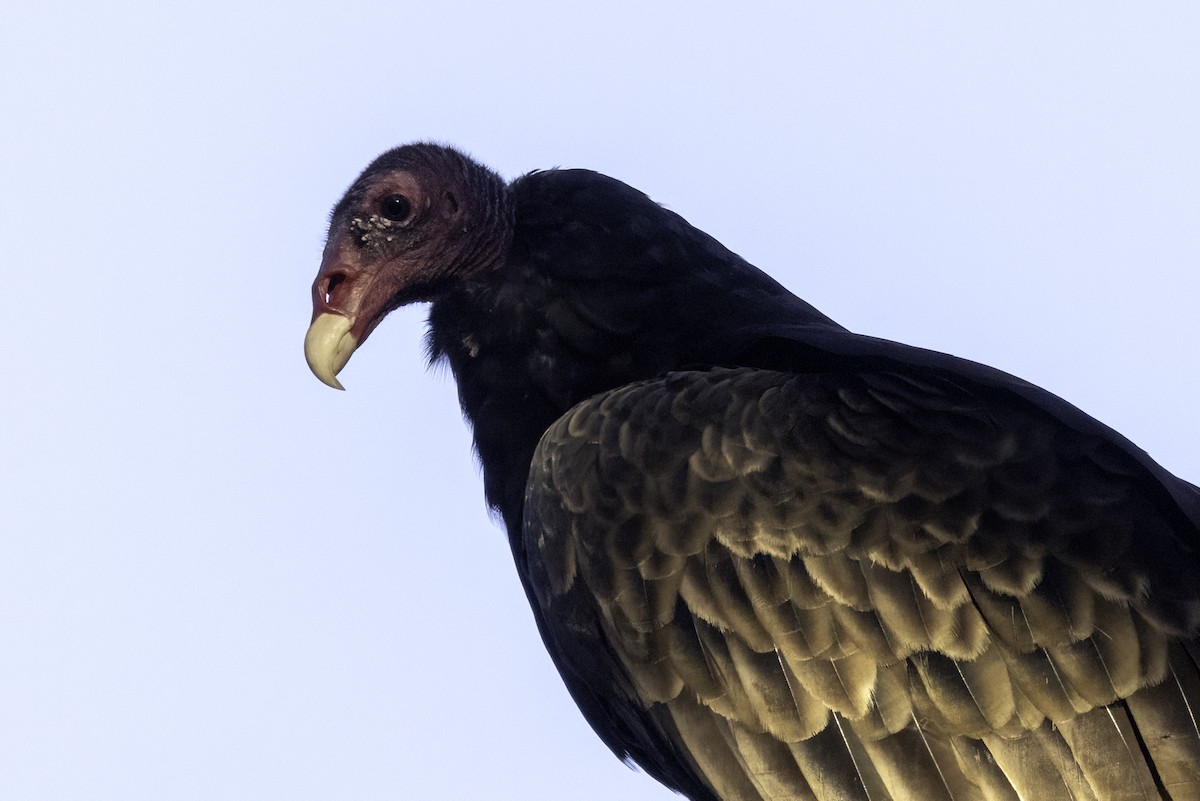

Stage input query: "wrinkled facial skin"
[
  {"left": 305, "top": 144, "right": 512, "bottom": 389},
  {"left": 305, "top": 163, "right": 472, "bottom": 389}
]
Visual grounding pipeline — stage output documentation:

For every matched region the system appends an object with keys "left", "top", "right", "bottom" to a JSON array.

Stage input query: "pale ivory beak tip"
[{"left": 304, "top": 313, "right": 358, "bottom": 390}]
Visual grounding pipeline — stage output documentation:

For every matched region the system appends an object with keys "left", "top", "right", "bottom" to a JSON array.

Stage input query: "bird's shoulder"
[
  {"left": 526, "top": 360, "right": 1200, "bottom": 638},
  {"left": 520, "top": 356, "right": 1200, "bottom": 798}
]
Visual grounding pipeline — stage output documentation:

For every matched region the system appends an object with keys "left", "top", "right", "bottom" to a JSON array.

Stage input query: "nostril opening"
[{"left": 324, "top": 273, "right": 346, "bottom": 304}]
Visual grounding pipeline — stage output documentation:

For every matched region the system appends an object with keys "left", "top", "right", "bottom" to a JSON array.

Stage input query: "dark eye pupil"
[{"left": 380, "top": 194, "right": 411, "bottom": 222}]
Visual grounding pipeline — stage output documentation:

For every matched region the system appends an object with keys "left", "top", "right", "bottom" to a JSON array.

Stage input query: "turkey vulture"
[{"left": 304, "top": 143, "right": 1200, "bottom": 800}]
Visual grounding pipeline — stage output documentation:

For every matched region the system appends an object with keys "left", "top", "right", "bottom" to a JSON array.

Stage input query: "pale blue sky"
[{"left": 3, "top": 3, "right": 1198, "bottom": 800}]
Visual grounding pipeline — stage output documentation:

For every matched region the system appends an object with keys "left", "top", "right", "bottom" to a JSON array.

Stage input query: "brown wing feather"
[{"left": 524, "top": 367, "right": 1200, "bottom": 799}]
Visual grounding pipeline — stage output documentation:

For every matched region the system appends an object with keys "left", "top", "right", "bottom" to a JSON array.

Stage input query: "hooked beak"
[
  {"left": 304, "top": 234, "right": 372, "bottom": 390},
  {"left": 304, "top": 312, "right": 357, "bottom": 390}
]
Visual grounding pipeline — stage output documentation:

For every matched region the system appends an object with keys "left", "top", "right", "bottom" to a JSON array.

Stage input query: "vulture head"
[{"left": 304, "top": 144, "right": 510, "bottom": 389}]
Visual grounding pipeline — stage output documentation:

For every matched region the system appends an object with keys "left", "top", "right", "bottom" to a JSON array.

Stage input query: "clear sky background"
[{"left": 3, "top": 4, "right": 1198, "bottom": 800}]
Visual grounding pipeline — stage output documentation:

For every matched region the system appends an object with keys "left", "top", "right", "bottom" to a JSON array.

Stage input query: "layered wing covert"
[{"left": 523, "top": 367, "right": 1200, "bottom": 801}]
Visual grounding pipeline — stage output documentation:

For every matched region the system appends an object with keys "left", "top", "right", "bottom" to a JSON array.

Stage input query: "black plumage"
[{"left": 304, "top": 143, "right": 1200, "bottom": 800}]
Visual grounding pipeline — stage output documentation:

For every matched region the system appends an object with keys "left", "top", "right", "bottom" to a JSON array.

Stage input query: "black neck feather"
[{"left": 426, "top": 167, "right": 841, "bottom": 535}]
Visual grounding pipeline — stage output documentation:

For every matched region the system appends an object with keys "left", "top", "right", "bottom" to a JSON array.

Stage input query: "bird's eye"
[{"left": 380, "top": 194, "right": 412, "bottom": 222}]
